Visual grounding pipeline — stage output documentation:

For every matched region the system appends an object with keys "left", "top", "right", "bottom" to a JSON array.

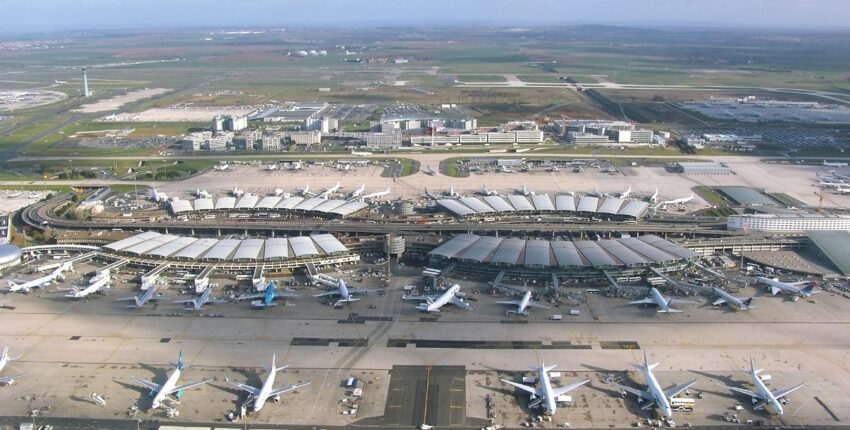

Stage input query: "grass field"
[{"left": 693, "top": 186, "right": 730, "bottom": 207}]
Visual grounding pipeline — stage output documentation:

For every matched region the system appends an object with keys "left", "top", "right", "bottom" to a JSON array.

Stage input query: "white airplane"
[
  {"left": 712, "top": 287, "right": 753, "bottom": 311},
  {"left": 351, "top": 151, "right": 372, "bottom": 157},
  {"left": 265, "top": 164, "right": 278, "bottom": 171},
  {"left": 479, "top": 185, "right": 498, "bottom": 196},
  {"left": 150, "top": 187, "right": 167, "bottom": 202},
  {"left": 130, "top": 351, "right": 213, "bottom": 410},
  {"left": 653, "top": 193, "right": 695, "bottom": 209},
  {"left": 54, "top": 79, "right": 68, "bottom": 84},
  {"left": 61, "top": 272, "right": 111, "bottom": 299},
  {"left": 495, "top": 291, "right": 548, "bottom": 316},
  {"left": 817, "top": 179, "right": 847, "bottom": 189},
  {"left": 349, "top": 184, "right": 366, "bottom": 198},
  {"left": 117, "top": 283, "right": 161, "bottom": 308},
  {"left": 497, "top": 166, "right": 515, "bottom": 173},
  {"left": 823, "top": 160, "right": 848, "bottom": 167},
  {"left": 648, "top": 188, "right": 659, "bottom": 203},
  {"left": 174, "top": 286, "right": 226, "bottom": 311},
  {"left": 301, "top": 184, "right": 312, "bottom": 197},
  {"left": 361, "top": 187, "right": 391, "bottom": 201},
  {"left": 547, "top": 166, "right": 560, "bottom": 172},
  {"left": 424, "top": 165, "right": 437, "bottom": 176},
  {"left": 231, "top": 185, "right": 244, "bottom": 197},
  {"left": 619, "top": 186, "right": 632, "bottom": 199},
  {"left": 724, "top": 358, "right": 804, "bottom": 416},
  {"left": 226, "top": 353, "right": 311, "bottom": 413},
  {"left": 446, "top": 186, "right": 459, "bottom": 197},
  {"left": 313, "top": 278, "right": 380, "bottom": 307},
  {"left": 629, "top": 287, "right": 697, "bottom": 313},
  {"left": 214, "top": 163, "right": 231, "bottom": 171},
  {"left": 0, "top": 346, "right": 24, "bottom": 385},
  {"left": 835, "top": 187, "right": 850, "bottom": 195},
  {"left": 318, "top": 182, "right": 342, "bottom": 199},
  {"left": 606, "top": 351, "right": 697, "bottom": 418},
  {"left": 500, "top": 362, "right": 589, "bottom": 415},
  {"left": 7, "top": 262, "right": 72, "bottom": 293},
  {"left": 194, "top": 188, "right": 211, "bottom": 198},
  {"left": 588, "top": 188, "right": 603, "bottom": 198},
  {"left": 756, "top": 277, "right": 818, "bottom": 298},
  {"left": 403, "top": 284, "right": 473, "bottom": 313},
  {"left": 520, "top": 185, "right": 534, "bottom": 196}
]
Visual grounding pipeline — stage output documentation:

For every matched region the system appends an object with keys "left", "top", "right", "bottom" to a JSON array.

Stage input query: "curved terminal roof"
[
  {"left": 148, "top": 236, "right": 197, "bottom": 258},
  {"left": 289, "top": 236, "right": 320, "bottom": 258},
  {"left": 204, "top": 239, "right": 240, "bottom": 261},
  {"left": 311, "top": 233, "right": 348, "bottom": 254},
  {"left": 170, "top": 199, "right": 193, "bottom": 214},
  {"left": 215, "top": 197, "right": 236, "bottom": 210},
  {"left": 256, "top": 196, "right": 282, "bottom": 209},
  {"left": 263, "top": 238, "right": 289, "bottom": 260},
  {"left": 233, "top": 239, "right": 264, "bottom": 261},
  {"left": 430, "top": 234, "right": 694, "bottom": 270},
  {"left": 235, "top": 194, "right": 260, "bottom": 209},
  {"left": 436, "top": 193, "right": 648, "bottom": 219},
  {"left": 193, "top": 198, "right": 214, "bottom": 211},
  {"left": 168, "top": 194, "right": 370, "bottom": 218},
  {"left": 173, "top": 238, "right": 218, "bottom": 260},
  {"left": 124, "top": 234, "right": 178, "bottom": 255}
]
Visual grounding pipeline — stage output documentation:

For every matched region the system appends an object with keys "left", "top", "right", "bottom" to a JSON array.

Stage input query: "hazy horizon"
[{"left": 4, "top": 0, "right": 850, "bottom": 35}]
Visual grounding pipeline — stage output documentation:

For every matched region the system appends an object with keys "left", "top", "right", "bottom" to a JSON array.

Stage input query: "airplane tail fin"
[
  {"left": 802, "top": 283, "right": 816, "bottom": 296},
  {"left": 177, "top": 351, "right": 183, "bottom": 370},
  {"left": 750, "top": 357, "right": 763, "bottom": 375},
  {"left": 742, "top": 297, "right": 754, "bottom": 307},
  {"left": 643, "top": 351, "right": 659, "bottom": 371},
  {"left": 1, "top": 346, "right": 7, "bottom": 362}
]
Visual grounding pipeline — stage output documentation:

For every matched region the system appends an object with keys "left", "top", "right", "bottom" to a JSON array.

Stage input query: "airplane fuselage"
[
  {"left": 756, "top": 277, "right": 810, "bottom": 296},
  {"left": 517, "top": 291, "right": 532, "bottom": 314},
  {"left": 537, "top": 368, "right": 557, "bottom": 414},
  {"left": 650, "top": 288, "right": 669, "bottom": 311},
  {"left": 751, "top": 372, "right": 784, "bottom": 415},
  {"left": 152, "top": 369, "right": 181, "bottom": 409},
  {"left": 254, "top": 368, "right": 276, "bottom": 412},
  {"left": 644, "top": 367, "right": 673, "bottom": 418},
  {"left": 426, "top": 284, "right": 459, "bottom": 312}
]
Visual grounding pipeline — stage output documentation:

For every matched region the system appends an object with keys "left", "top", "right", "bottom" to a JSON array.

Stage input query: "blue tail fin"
[{"left": 177, "top": 351, "right": 183, "bottom": 370}]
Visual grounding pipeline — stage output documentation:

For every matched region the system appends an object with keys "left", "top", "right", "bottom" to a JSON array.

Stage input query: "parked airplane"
[
  {"left": 361, "top": 187, "right": 391, "bottom": 201},
  {"left": 231, "top": 185, "right": 244, "bottom": 197},
  {"left": 0, "top": 346, "right": 24, "bottom": 385},
  {"left": 648, "top": 188, "right": 659, "bottom": 203},
  {"left": 712, "top": 287, "right": 753, "bottom": 311},
  {"left": 619, "top": 186, "right": 632, "bottom": 199},
  {"left": 301, "top": 184, "right": 312, "bottom": 197},
  {"left": 236, "top": 281, "right": 301, "bottom": 309},
  {"left": 318, "top": 182, "right": 342, "bottom": 199},
  {"left": 54, "top": 80, "right": 68, "bottom": 84},
  {"left": 605, "top": 351, "right": 697, "bottom": 418},
  {"left": 313, "top": 278, "right": 380, "bottom": 307},
  {"left": 588, "top": 188, "right": 603, "bottom": 198},
  {"left": 756, "top": 277, "right": 818, "bottom": 299},
  {"left": 653, "top": 193, "right": 695, "bottom": 209},
  {"left": 214, "top": 163, "right": 230, "bottom": 171},
  {"left": 226, "top": 353, "right": 311, "bottom": 413},
  {"left": 496, "top": 291, "right": 548, "bottom": 316},
  {"left": 424, "top": 165, "right": 437, "bottom": 176},
  {"left": 6, "top": 262, "right": 72, "bottom": 293},
  {"left": 823, "top": 160, "right": 848, "bottom": 167},
  {"left": 130, "top": 351, "right": 213, "bottom": 410},
  {"left": 404, "top": 284, "right": 473, "bottom": 313},
  {"left": 150, "top": 187, "right": 167, "bottom": 202},
  {"left": 194, "top": 188, "right": 211, "bottom": 199},
  {"left": 519, "top": 185, "right": 534, "bottom": 196},
  {"left": 61, "top": 272, "right": 111, "bottom": 299},
  {"left": 547, "top": 166, "right": 560, "bottom": 172},
  {"left": 724, "top": 358, "right": 804, "bottom": 416},
  {"left": 349, "top": 184, "right": 366, "bottom": 199},
  {"left": 501, "top": 362, "right": 589, "bottom": 415},
  {"left": 629, "top": 287, "right": 697, "bottom": 313},
  {"left": 117, "top": 283, "right": 161, "bottom": 308},
  {"left": 265, "top": 164, "right": 278, "bottom": 171},
  {"left": 174, "top": 286, "right": 226, "bottom": 311}
]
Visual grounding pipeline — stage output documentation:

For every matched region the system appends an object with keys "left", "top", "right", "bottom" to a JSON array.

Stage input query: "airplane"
[
  {"left": 226, "top": 353, "right": 311, "bottom": 413},
  {"left": 6, "top": 262, "right": 72, "bottom": 293},
  {"left": 285, "top": 160, "right": 303, "bottom": 171},
  {"left": 351, "top": 151, "right": 372, "bottom": 157},
  {"left": 648, "top": 188, "right": 659, "bottom": 203},
  {"left": 519, "top": 185, "right": 534, "bottom": 196},
  {"left": 117, "top": 283, "right": 162, "bottom": 308},
  {"left": 231, "top": 185, "right": 244, "bottom": 197},
  {"left": 312, "top": 278, "right": 380, "bottom": 307},
  {"left": 588, "top": 188, "right": 603, "bottom": 198},
  {"left": 301, "top": 184, "right": 312, "bottom": 197},
  {"left": 236, "top": 281, "right": 301, "bottom": 309},
  {"left": 497, "top": 166, "right": 515, "bottom": 173},
  {"left": 360, "top": 187, "right": 391, "bottom": 201},
  {"left": 629, "top": 287, "right": 698, "bottom": 313},
  {"left": 828, "top": 170, "right": 850, "bottom": 181},
  {"left": 619, "top": 186, "right": 632, "bottom": 199},
  {"left": 547, "top": 166, "right": 560, "bottom": 172},
  {"left": 130, "top": 351, "right": 213, "bottom": 410},
  {"left": 349, "top": 184, "right": 366, "bottom": 199},
  {"left": 756, "top": 277, "right": 818, "bottom": 299},
  {"left": 500, "top": 362, "right": 589, "bottom": 415},
  {"left": 150, "top": 187, "right": 167, "bottom": 202},
  {"left": 54, "top": 79, "right": 68, "bottom": 84},
  {"left": 823, "top": 160, "right": 848, "bottom": 167},
  {"left": 265, "top": 164, "right": 278, "bottom": 171},
  {"left": 723, "top": 358, "right": 804, "bottom": 416},
  {"left": 174, "top": 286, "right": 227, "bottom": 311},
  {"left": 0, "top": 346, "right": 24, "bottom": 386},
  {"left": 834, "top": 187, "right": 850, "bottom": 195},
  {"left": 653, "top": 193, "right": 695, "bottom": 209},
  {"left": 445, "top": 186, "right": 459, "bottom": 197},
  {"left": 479, "top": 185, "right": 498, "bottom": 196},
  {"left": 712, "top": 287, "right": 753, "bottom": 311},
  {"left": 60, "top": 271, "right": 111, "bottom": 299},
  {"left": 424, "top": 165, "right": 437, "bottom": 176},
  {"left": 605, "top": 351, "right": 697, "bottom": 418},
  {"left": 214, "top": 163, "right": 230, "bottom": 171},
  {"left": 318, "top": 182, "right": 342, "bottom": 199},
  {"left": 403, "top": 284, "right": 473, "bottom": 313},
  {"left": 495, "top": 291, "right": 548, "bottom": 316},
  {"left": 194, "top": 188, "right": 211, "bottom": 198}
]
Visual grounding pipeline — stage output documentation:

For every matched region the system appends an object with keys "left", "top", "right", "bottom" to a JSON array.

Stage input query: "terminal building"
[
  {"left": 671, "top": 162, "right": 732, "bottom": 175},
  {"left": 727, "top": 214, "right": 850, "bottom": 232},
  {"left": 427, "top": 234, "right": 698, "bottom": 282},
  {"left": 169, "top": 195, "right": 370, "bottom": 218},
  {"left": 437, "top": 194, "right": 650, "bottom": 220}
]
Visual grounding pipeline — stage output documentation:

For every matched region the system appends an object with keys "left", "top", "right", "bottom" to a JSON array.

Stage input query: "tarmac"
[{"left": 0, "top": 260, "right": 848, "bottom": 428}]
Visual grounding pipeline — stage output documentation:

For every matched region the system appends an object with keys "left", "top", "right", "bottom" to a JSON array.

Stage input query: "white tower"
[{"left": 82, "top": 67, "right": 90, "bottom": 97}]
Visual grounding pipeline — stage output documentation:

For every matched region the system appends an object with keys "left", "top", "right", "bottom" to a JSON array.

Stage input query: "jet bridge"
[
  {"left": 35, "top": 251, "right": 99, "bottom": 272},
  {"left": 648, "top": 267, "right": 707, "bottom": 295},
  {"left": 602, "top": 270, "right": 624, "bottom": 294},
  {"left": 422, "top": 263, "right": 456, "bottom": 289},
  {"left": 141, "top": 262, "right": 170, "bottom": 290},
  {"left": 99, "top": 258, "right": 129, "bottom": 273},
  {"left": 194, "top": 264, "right": 216, "bottom": 293},
  {"left": 252, "top": 266, "right": 266, "bottom": 291}
]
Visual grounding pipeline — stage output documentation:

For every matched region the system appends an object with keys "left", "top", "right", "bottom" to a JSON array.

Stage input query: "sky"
[{"left": 4, "top": 0, "right": 849, "bottom": 34}]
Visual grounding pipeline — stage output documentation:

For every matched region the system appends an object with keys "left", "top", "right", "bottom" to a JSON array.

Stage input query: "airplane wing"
[
  {"left": 663, "top": 379, "right": 698, "bottom": 399},
  {"left": 669, "top": 299, "right": 699, "bottom": 305},
  {"left": 402, "top": 295, "right": 439, "bottom": 301},
  {"left": 169, "top": 378, "right": 214, "bottom": 394},
  {"left": 551, "top": 379, "right": 590, "bottom": 397},
  {"left": 130, "top": 376, "right": 161, "bottom": 393},
  {"left": 225, "top": 378, "right": 261, "bottom": 396},
  {"left": 712, "top": 298, "right": 728, "bottom": 306},
  {"left": 0, "top": 373, "right": 25, "bottom": 384},
  {"left": 723, "top": 385, "right": 758, "bottom": 399},
  {"left": 449, "top": 296, "right": 473, "bottom": 310},
  {"left": 501, "top": 379, "right": 541, "bottom": 396},
  {"left": 268, "top": 381, "right": 311, "bottom": 397},
  {"left": 770, "top": 286, "right": 782, "bottom": 295},
  {"left": 312, "top": 291, "right": 340, "bottom": 298},
  {"left": 273, "top": 291, "right": 302, "bottom": 299},
  {"left": 173, "top": 298, "right": 195, "bottom": 304},
  {"left": 235, "top": 293, "right": 264, "bottom": 301},
  {"left": 494, "top": 300, "right": 521, "bottom": 306},
  {"left": 526, "top": 301, "right": 549, "bottom": 309},
  {"left": 629, "top": 298, "right": 655, "bottom": 305},
  {"left": 773, "top": 382, "right": 805, "bottom": 400},
  {"left": 606, "top": 380, "right": 649, "bottom": 400},
  {"left": 348, "top": 288, "right": 380, "bottom": 294},
  {"left": 207, "top": 298, "right": 228, "bottom": 304}
]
